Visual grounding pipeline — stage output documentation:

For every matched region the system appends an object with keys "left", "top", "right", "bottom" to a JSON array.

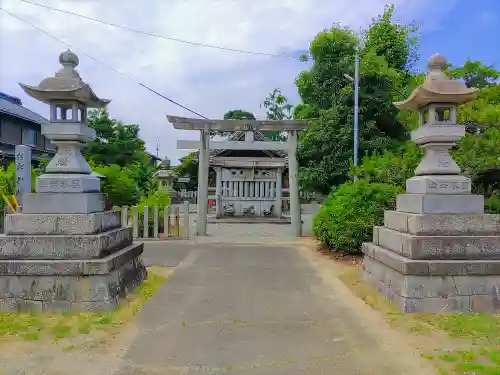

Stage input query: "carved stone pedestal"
[
  {"left": 0, "top": 211, "right": 146, "bottom": 312},
  {"left": 362, "top": 210, "right": 500, "bottom": 313}
]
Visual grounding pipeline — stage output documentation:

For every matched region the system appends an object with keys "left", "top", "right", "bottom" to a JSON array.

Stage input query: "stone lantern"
[
  {"left": 396, "top": 53, "right": 478, "bottom": 197},
  {"left": 19, "top": 49, "right": 108, "bottom": 203},
  {"left": 0, "top": 50, "right": 146, "bottom": 312},
  {"left": 361, "top": 54, "right": 500, "bottom": 314},
  {"left": 153, "top": 157, "right": 177, "bottom": 196}
]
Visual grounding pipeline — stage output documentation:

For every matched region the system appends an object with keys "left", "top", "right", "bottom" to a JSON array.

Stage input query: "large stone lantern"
[
  {"left": 19, "top": 49, "right": 109, "bottom": 206},
  {"left": 395, "top": 53, "right": 478, "bottom": 200},
  {"left": 0, "top": 50, "right": 146, "bottom": 312},
  {"left": 361, "top": 54, "right": 500, "bottom": 314}
]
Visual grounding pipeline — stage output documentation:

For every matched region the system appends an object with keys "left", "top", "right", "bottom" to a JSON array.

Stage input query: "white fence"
[{"left": 119, "top": 201, "right": 190, "bottom": 240}]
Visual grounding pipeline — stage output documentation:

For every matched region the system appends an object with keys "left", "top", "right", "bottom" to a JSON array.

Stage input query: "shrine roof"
[{"left": 209, "top": 131, "right": 286, "bottom": 158}]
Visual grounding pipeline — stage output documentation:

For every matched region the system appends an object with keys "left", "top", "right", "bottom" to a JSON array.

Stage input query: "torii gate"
[{"left": 167, "top": 115, "right": 308, "bottom": 237}]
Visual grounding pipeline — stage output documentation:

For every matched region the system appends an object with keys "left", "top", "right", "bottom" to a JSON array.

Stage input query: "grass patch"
[
  {"left": 338, "top": 264, "right": 500, "bottom": 375},
  {"left": 0, "top": 268, "right": 167, "bottom": 342}
]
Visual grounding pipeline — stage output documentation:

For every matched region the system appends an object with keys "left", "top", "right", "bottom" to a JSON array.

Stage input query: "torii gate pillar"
[{"left": 196, "top": 130, "right": 210, "bottom": 236}]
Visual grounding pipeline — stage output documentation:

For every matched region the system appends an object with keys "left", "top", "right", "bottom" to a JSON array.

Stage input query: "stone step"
[
  {"left": 5, "top": 211, "right": 121, "bottom": 235},
  {"left": 361, "top": 254, "right": 500, "bottom": 314},
  {"left": 0, "top": 241, "right": 143, "bottom": 276},
  {"left": 362, "top": 242, "right": 500, "bottom": 276},
  {"left": 396, "top": 193, "right": 484, "bottom": 214},
  {"left": 373, "top": 226, "right": 500, "bottom": 260},
  {"left": 0, "top": 227, "right": 132, "bottom": 259},
  {"left": 384, "top": 210, "right": 500, "bottom": 236},
  {"left": 0, "top": 242, "right": 146, "bottom": 312},
  {"left": 22, "top": 192, "right": 106, "bottom": 214}
]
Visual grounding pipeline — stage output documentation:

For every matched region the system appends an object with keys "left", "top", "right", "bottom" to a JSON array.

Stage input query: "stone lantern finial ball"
[
  {"left": 160, "top": 157, "right": 171, "bottom": 169},
  {"left": 59, "top": 49, "right": 79, "bottom": 67},
  {"left": 427, "top": 53, "right": 447, "bottom": 71}
]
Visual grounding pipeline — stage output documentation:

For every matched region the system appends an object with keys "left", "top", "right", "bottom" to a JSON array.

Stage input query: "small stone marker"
[{"left": 15, "top": 145, "right": 31, "bottom": 206}]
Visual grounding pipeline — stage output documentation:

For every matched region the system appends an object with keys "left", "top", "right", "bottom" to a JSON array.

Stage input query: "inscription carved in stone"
[
  {"left": 425, "top": 179, "right": 470, "bottom": 193},
  {"left": 40, "top": 179, "right": 81, "bottom": 189},
  {"left": 56, "top": 158, "right": 69, "bottom": 166},
  {"left": 436, "top": 159, "right": 450, "bottom": 167}
]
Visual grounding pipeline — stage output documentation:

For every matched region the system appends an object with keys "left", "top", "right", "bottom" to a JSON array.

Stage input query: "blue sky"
[
  {"left": 0, "top": 0, "right": 498, "bottom": 162},
  {"left": 417, "top": 0, "right": 499, "bottom": 71}
]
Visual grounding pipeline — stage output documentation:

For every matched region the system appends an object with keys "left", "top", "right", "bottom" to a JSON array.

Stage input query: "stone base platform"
[
  {"left": 0, "top": 242, "right": 147, "bottom": 312},
  {"left": 207, "top": 216, "right": 292, "bottom": 224},
  {"left": 22, "top": 192, "right": 106, "bottom": 214},
  {"left": 361, "top": 210, "right": 500, "bottom": 313},
  {"left": 5, "top": 211, "right": 122, "bottom": 235},
  {"left": 362, "top": 251, "right": 500, "bottom": 313}
]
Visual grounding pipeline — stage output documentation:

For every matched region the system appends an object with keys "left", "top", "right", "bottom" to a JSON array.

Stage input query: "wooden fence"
[{"left": 119, "top": 201, "right": 190, "bottom": 240}]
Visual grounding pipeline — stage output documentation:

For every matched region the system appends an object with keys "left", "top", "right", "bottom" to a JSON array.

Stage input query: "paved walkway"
[{"left": 116, "top": 236, "right": 436, "bottom": 374}]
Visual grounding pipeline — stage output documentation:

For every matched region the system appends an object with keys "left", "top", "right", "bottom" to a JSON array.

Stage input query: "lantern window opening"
[
  {"left": 434, "top": 106, "right": 452, "bottom": 124},
  {"left": 420, "top": 106, "right": 430, "bottom": 125}
]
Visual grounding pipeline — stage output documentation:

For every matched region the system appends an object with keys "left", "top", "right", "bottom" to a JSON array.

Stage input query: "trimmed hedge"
[{"left": 313, "top": 180, "right": 402, "bottom": 253}]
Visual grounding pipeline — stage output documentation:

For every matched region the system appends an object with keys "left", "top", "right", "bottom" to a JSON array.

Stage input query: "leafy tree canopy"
[
  {"left": 260, "top": 88, "right": 292, "bottom": 141},
  {"left": 450, "top": 58, "right": 500, "bottom": 89},
  {"left": 223, "top": 110, "right": 256, "bottom": 120},
  {"left": 174, "top": 152, "right": 199, "bottom": 189},
  {"left": 296, "top": 5, "right": 415, "bottom": 193},
  {"left": 214, "top": 109, "right": 257, "bottom": 138},
  {"left": 86, "top": 109, "right": 156, "bottom": 196}
]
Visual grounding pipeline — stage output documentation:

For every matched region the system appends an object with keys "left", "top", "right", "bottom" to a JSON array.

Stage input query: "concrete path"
[{"left": 116, "top": 240, "right": 436, "bottom": 374}]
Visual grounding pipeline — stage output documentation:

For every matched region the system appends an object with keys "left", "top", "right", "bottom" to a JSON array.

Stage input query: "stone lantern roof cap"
[
  {"left": 394, "top": 53, "right": 478, "bottom": 111},
  {"left": 18, "top": 49, "right": 110, "bottom": 108}
]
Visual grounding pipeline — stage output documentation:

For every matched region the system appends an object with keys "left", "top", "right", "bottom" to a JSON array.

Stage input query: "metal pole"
[{"left": 353, "top": 53, "right": 360, "bottom": 182}]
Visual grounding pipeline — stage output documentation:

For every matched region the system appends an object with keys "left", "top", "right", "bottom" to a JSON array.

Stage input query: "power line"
[
  {"left": 0, "top": 7, "right": 209, "bottom": 119},
  {"left": 16, "top": 0, "right": 301, "bottom": 60}
]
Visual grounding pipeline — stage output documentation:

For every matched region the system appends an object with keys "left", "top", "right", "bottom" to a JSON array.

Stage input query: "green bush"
[
  {"left": 313, "top": 180, "right": 402, "bottom": 253},
  {"left": 137, "top": 191, "right": 172, "bottom": 234},
  {"left": 92, "top": 163, "right": 142, "bottom": 207},
  {"left": 351, "top": 141, "right": 422, "bottom": 188}
]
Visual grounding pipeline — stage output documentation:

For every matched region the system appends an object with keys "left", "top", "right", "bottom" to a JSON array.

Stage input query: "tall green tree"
[
  {"left": 86, "top": 109, "right": 150, "bottom": 167},
  {"left": 261, "top": 88, "right": 292, "bottom": 140},
  {"left": 261, "top": 88, "right": 293, "bottom": 120},
  {"left": 296, "top": 6, "right": 415, "bottom": 193},
  {"left": 362, "top": 4, "right": 420, "bottom": 76},
  {"left": 86, "top": 109, "right": 156, "bottom": 196}
]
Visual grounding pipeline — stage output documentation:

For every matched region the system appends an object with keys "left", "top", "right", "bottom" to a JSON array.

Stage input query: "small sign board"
[{"left": 15, "top": 145, "right": 31, "bottom": 206}]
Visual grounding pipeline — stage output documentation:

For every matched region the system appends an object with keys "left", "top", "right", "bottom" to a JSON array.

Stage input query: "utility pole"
[
  {"left": 156, "top": 137, "right": 160, "bottom": 157},
  {"left": 353, "top": 53, "right": 360, "bottom": 182}
]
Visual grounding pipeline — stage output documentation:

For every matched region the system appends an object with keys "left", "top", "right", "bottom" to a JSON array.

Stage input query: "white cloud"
[{"left": 0, "top": 0, "right": 457, "bottom": 162}]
